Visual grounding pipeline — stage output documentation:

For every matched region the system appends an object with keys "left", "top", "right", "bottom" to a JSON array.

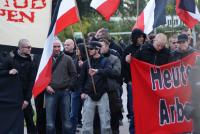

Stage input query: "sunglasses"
[
  {"left": 23, "top": 46, "right": 31, "bottom": 49},
  {"left": 88, "top": 47, "right": 95, "bottom": 50}
]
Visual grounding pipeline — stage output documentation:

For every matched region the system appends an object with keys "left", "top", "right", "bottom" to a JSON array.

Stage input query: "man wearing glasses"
[
  {"left": 80, "top": 41, "right": 112, "bottom": 134},
  {"left": 10, "top": 39, "right": 37, "bottom": 134}
]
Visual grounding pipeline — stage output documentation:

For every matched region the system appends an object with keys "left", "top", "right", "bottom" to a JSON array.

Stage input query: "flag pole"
[
  {"left": 135, "top": 0, "right": 140, "bottom": 26},
  {"left": 74, "top": 0, "right": 97, "bottom": 94},
  {"left": 70, "top": 26, "right": 82, "bottom": 61}
]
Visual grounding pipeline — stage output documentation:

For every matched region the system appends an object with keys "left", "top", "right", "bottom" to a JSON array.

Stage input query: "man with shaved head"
[
  {"left": 45, "top": 38, "right": 77, "bottom": 133},
  {"left": 64, "top": 38, "right": 82, "bottom": 134},
  {"left": 126, "top": 33, "right": 170, "bottom": 65},
  {"left": 10, "top": 39, "right": 37, "bottom": 134}
]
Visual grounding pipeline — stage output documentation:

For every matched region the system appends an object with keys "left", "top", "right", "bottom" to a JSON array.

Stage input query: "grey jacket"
[
  {"left": 106, "top": 54, "right": 121, "bottom": 78},
  {"left": 49, "top": 52, "right": 77, "bottom": 90}
]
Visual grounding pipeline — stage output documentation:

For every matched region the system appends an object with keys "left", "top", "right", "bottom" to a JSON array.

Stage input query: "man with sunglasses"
[
  {"left": 80, "top": 41, "right": 112, "bottom": 134},
  {"left": 10, "top": 39, "right": 37, "bottom": 134}
]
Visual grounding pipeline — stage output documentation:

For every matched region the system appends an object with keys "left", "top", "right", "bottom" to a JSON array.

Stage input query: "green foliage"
[
  {"left": 57, "top": 0, "right": 200, "bottom": 42},
  {"left": 58, "top": 15, "right": 133, "bottom": 42}
]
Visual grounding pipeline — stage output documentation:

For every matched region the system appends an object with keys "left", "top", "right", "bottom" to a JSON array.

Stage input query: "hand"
[
  {"left": 81, "top": 93, "right": 87, "bottom": 100},
  {"left": 46, "top": 86, "right": 55, "bottom": 94},
  {"left": 88, "top": 68, "right": 98, "bottom": 76},
  {"left": 22, "top": 100, "right": 29, "bottom": 110},
  {"left": 9, "top": 69, "right": 18, "bottom": 75},
  {"left": 125, "top": 54, "right": 132, "bottom": 63},
  {"left": 78, "top": 60, "right": 84, "bottom": 67}
]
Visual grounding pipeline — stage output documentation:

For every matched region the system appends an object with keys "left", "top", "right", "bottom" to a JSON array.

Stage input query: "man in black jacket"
[
  {"left": 132, "top": 33, "right": 170, "bottom": 65},
  {"left": 170, "top": 34, "right": 195, "bottom": 62},
  {"left": 0, "top": 53, "right": 24, "bottom": 134},
  {"left": 11, "top": 39, "right": 36, "bottom": 134},
  {"left": 123, "top": 29, "right": 146, "bottom": 134},
  {"left": 80, "top": 41, "right": 112, "bottom": 134},
  {"left": 64, "top": 38, "right": 83, "bottom": 134}
]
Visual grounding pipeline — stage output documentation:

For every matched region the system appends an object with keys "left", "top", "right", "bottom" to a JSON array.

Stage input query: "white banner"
[{"left": 0, "top": 0, "right": 52, "bottom": 48}]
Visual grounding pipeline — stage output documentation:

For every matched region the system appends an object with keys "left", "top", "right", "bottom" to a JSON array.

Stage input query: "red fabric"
[
  {"left": 176, "top": 0, "right": 199, "bottom": 29},
  {"left": 132, "top": 12, "right": 144, "bottom": 31},
  {"left": 130, "top": 52, "right": 200, "bottom": 134},
  {"left": 33, "top": 56, "right": 52, "bottom": 97},
  {"left": 32, "top": 1, "right": 79, "bottom": 97},
  {"left": 96, "top": 0, "right": 120, "bottom": 21},
  {"left": 55, "top": 7, "right": 79, "bottom": 35}
]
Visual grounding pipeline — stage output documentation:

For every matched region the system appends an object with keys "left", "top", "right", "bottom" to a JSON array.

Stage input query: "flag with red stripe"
[
  {"left": 133, "top": 0, "right": 167, "bottom": 34},
  {"left": 32, "top": 0, "right": 79, "bottom": 97},
  {"left": 90, "top": 0, "right": 120, "bottom": 21},
  {"left": 176, "top": 0, "right": 200, "bottom": 29}
]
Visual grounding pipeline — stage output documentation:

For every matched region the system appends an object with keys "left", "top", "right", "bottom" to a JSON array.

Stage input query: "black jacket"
[
  {"left": 169, "top": 46, "right": 195, "bottom": 62},
  {"left": 134, "top": 43, "right": 170, "bottom": 65},
  {"left": 80, "top": 56, "right": 112, "bottom": 101},
  {"left": 64, "top": 50, "right": 81, "bottom": 91},
  {"left": 11, "top": 51, "right": 35, "bottom": 101},
  {"left": 122, "top": 44, "right": 141, "bottom": 83}
]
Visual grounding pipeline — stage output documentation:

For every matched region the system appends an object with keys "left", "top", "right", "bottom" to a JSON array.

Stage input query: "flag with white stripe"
[
  {"left": 32, "top": 0, "right": 79, "bottom": 97},
  {"left": 90, "top": 0, "right": 120, "bottom": 21},
  {"left": 133, "top": 0, "right": 167, "bottom": 34},
  {"left": 176, "top": 0, "right": 200, "bottom": 29}
]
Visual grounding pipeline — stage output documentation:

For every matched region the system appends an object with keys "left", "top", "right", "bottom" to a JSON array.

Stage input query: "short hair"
[
  {"left": 18, "top": 39, "right": 30, "bottom": 48},
  {"left": 155, "top": 33, "right": 167, "bottom": 45},
  {"left": 99, "top": 38, "right": 110, "bottom": 46}
]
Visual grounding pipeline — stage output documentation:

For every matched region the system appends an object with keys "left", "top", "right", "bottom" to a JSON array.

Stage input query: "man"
[
  {"left": 127, "top": 33, "right": 170, "bottom": 66},
  {"left": 0, "top": 53, "right": 24, "bottom": 134},
  {"left": 80, "top": 41, "right": 112, "bottom": 134},
  {"left": 170, "top": 34, "right": 195, "bottom": 62},
  {"left": 123, "top": 29, "right": 146, "bottom": 134},
  {"left": 64, "top": 38, "right": 82, "bottom": 134},
  {"left": 99, "top": 39, "right": 121, "bottom": 134},
  {"left": 181, "top": 28, "right": 193, "bottom": 47},
  {"left": 11, "top": 39, "right": 36, "bottom": 134},
  {"left": 169, "top": 34, "right": 179, "bottom": 52},
  {"left": 95, "top": 28, "right": 123, "bottom": 57},
  {"left": 45, "top": 39, "right": 77, "bottom": 134}
]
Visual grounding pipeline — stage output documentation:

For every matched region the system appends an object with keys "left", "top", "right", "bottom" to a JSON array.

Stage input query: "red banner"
[{"left": 130, "top": 52, "right": 200, "bottom": 134}]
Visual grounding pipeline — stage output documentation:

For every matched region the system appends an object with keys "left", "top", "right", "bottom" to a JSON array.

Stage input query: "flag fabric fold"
[
  {"left": 176, "top": 0, "right": 200, "bottom": 29},
  {"left": 90, "top": 0, "right": 120, "bottom": 21},
  {"left": 133, "top": 0, "right": 167, "bottom": 34},
  {"left": 32, "top": 0, "right": 79, "bottom": 97}
]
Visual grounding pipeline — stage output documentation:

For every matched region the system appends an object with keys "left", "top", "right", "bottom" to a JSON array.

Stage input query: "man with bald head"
[
  {"left": 10, "top": 39, "right": 37, "bottom": 134},
  {"left": 64, "top": 39, "right": 75, "bottom": 54},
  {"left": 126, "top": 33, "right": 170, "bottom": 65},
  {"left": 45, "top": 39, "right": 77, "bottom": 134},
  {"left": 64, "top": 38, "right": 82, "bottom": 134}
]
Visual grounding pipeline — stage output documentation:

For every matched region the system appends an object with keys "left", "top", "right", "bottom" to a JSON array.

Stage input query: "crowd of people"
[{"left": 0, "top": 27, "right": 200, "bottom": 134}]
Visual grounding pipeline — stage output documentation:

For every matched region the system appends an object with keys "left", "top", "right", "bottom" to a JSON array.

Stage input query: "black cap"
[
  {"left": 87, "top": 41, "right": 101, "bottom": 49},
  {"left": 177, "top": 34, "right": 188, "bottom": 42}
]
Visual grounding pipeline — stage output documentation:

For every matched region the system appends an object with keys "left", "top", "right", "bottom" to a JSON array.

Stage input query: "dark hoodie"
[
  {"left": 134, "top": 43, "right": 170, "bottom": 65},
  {"left": 122, "top": 29, "right": 146, "bottom": 83}
]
